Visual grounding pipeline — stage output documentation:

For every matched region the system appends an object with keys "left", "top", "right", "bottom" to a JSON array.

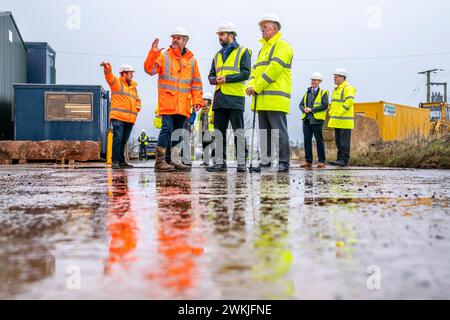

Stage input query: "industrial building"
[
  {"left": 0, "top": 11, "right": 27, "bottom": 140},
  {"left": 0, "top": 11, "right": 109, "bottom": 161}
]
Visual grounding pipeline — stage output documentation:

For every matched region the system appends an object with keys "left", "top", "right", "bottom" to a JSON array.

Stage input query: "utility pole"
[{"left": 418, "top": 69, "right": 444, "bottom": 102}]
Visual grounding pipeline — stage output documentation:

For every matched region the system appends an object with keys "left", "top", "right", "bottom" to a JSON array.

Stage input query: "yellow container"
[{"left": 354, "top": 101, "right": 430, "bottom": 141}]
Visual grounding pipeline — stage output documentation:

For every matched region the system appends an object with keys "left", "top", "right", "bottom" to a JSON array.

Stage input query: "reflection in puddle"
[{"left": 0, "top": 167, "right": 449, "bottom": 299}]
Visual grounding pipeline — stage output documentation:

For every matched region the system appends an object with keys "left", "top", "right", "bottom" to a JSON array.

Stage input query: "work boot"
[
  {"left": 277, "top": 163, "right": 290, "bottom": 173},
  {"left": 335, "top": 160, "right": 348, "bottom": 167},
  {"left": 170, "top": 148, "right": 191, "bottom": 172},
  {"left": 206, "top": 163, "right": 227, "bottom": 172},
  {"left": 112, "top": 161, "right": 121, "bottom": 169},
  {"left": 300, "top": 162, "right": 313, "bottom": 169},
  {"left": 328, "top": 160, "right": 339, "bottom": 166},
  {"left": 316, "top": 162, "right": 326, "bottom": 169},
  {"left": 120, "top": 162, "right": 134, "bottom": 168},
  {"left": 155, "top": 147, "right": 175, "bottom": 172},
  {"left": 237, "top": 164, "right": 247, "bottom": 173},
  {"left": 249, "top": 163, "right": 271, "bottom": 173}
]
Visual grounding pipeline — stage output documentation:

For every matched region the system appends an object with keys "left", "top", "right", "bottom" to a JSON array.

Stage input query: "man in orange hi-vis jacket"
[
  {"left": 101, "top": 62, "right": 142, "bottom": 169},
  {"left": 144, "top": 27, "right": 204, "bottom": 172}
]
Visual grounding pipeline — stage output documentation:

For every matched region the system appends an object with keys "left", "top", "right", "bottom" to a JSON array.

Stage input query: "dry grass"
[
  {"left": 292, "top": 134, "right": 449, "bottom": 169},
  {"left": 349, "top": 134, "right": 450, "bottom": 169}
]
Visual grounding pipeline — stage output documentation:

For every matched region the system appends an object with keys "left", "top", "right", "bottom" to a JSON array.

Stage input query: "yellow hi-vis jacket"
[
  {"left": 301, "top": 88, "right": 329, "bottom": 121},
  {"left": 154, "top": 104, "right": 162, "bottom": 129},
  {"left": 327, "top": 81, "right": 357, "bottom": 129},
  {"left": 214, "top": 47, "right": 250, "bottom": 97},
  {"left": 138, "top": 134, "right": 149, "bottom": 146},
  {"left": 247, "top": 32, "right": 294, "bottom": 114},
  {"left": 195, "top": 107, "right": 214, "bottom": 133}
]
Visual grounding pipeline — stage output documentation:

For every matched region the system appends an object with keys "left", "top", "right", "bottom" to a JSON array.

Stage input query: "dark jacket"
[
  {"left": 208, "top": 41, "right": 252, "bottom": 111},
  {"left": 299, "top": 87, "right": 329, "bottom": 124}
]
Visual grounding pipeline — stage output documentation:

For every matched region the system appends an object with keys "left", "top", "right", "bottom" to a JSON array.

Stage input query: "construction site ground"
[{"left": 0, "top": 161, "right": 449, "bottom": 299}]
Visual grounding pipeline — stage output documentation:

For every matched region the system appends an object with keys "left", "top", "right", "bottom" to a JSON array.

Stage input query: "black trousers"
[
  {"left": 112, "top": 119, "right": 134, "bottom": 163},
  {"left": 303, "top": 120, "right": 326, "bottom": 163},
  {"left": 213, "top": 109, "right": 246, "bottom": 165},
  {"left": 139, "top": 145, "right": 148, "bottom": 160},
  {"left": 202, "top": 138, "right": 215, "bottom": 163},
  {"left": 335, "top": 128, "right": 352, "bottom": 164}
]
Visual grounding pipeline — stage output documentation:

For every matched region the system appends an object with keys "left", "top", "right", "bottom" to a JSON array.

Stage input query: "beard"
[{"left": 220, "top": 39, "right": 231, "bottom": 47}]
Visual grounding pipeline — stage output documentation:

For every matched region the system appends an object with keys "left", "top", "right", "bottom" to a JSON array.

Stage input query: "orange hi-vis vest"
[
  {"left": 104, "top": 64, "right": 141, "bottom": 124},
  {"left": 144, "top": 46, "right": 204, "bottom": 119}
]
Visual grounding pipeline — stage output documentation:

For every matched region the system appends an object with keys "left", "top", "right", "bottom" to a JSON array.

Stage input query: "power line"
[
  {"left": 408, "top": 78, "right": 426, "bottom": 104},
  {"left": 296, "top": 52, "right": 450, "bottom": 62},
  {"left": 58, "top": 50, "right": 450, "bottom": 62}
]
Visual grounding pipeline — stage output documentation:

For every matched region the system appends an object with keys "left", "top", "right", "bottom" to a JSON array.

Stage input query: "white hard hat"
[
  {"left": 258, "top": 14, "right": 281, "bottom": 26},
  {"left": 334, "top": 68, "right": 348, "bottom": 77},
  {"left": 217, "top": 22, "right": 237, "bottom": 34},
  {"left": 141, "top": 129, "right": 146, "bottom": 132},
  {"left": 171, "top": 27, "right": 189, "bottom": 37},
  {"left": 203, "top": 92, "right": 213, "bottom": 101},
  {"left": 119, "top": 64, "right": 135, "bottom": 73},
  {"left": 311, "top": 72, "right": 323, "bottom": 81}
]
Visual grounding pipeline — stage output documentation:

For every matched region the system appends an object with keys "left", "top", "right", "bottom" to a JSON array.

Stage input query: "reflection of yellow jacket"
[
  {"left": 154, "top": 104, "right": 162, "bottom": 129},
  {"left": 195, "top": 107, "right": 214, "bottom": 133}
]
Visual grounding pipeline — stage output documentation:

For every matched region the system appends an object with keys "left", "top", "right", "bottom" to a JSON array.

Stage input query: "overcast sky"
[{"left": 3, "top": 0, "right": 450, "bottom": 141}]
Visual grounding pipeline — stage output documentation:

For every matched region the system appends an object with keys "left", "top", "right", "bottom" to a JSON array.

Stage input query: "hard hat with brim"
[
  {"left": 334, "top": 68, "right": 348, "bottom": 77},
  {"left": 217, "top": 22, "right": 238, "bottom": 34},
  {"left": 203, "top": 92, "right": 214, "bottom": 101},
  {"left": 171, "top": 27, "right": 189, "bottom": 37},
  {"left": 311, "top": 72, "right": 323, "bottom": 81},
  {"left": 119, "top": 64, "right": 135, "bottom": 73},
  {"left": 258, "top": 14, "right": 281, "bottom": 26}
]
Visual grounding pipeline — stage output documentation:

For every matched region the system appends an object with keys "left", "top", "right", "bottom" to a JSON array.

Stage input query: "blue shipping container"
[{"left": 14, "top": 84, "right": 110, "bottom": 154}]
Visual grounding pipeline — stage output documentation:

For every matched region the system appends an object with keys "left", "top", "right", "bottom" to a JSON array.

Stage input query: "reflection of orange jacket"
[
  {"left": 105, "top": 174, "right": 137, "bottom": 274},
  {"left": 144, "top": 47, "right": 203, "bottom": 118},
  {"left": 157, "top": 211, "right": 203, "bottom": 291},
  {"left": 104, "top": 64, "right": 141, "bottom": 124}
]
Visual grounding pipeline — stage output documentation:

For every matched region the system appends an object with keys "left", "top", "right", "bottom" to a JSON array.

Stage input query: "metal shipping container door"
[{"left": 0, "top": 12, "right": 27, "bottom": 140}]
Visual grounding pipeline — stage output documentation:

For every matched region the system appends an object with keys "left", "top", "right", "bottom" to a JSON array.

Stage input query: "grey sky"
[{"left": 3, "top": 0, "right": 450, "bottom": 141}]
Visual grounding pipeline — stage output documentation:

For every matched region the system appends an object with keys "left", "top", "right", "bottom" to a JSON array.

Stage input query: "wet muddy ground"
[{"left": 0, "top": 163, "right": 449, "bottom": 299}]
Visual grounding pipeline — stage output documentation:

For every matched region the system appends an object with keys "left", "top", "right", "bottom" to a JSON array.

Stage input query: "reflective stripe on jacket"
[
  {"left": 144, "top": 46, "right": 204, "bottom": 118},
  {"left": 247, "top": 32, "right": 294, "bottom": 114},
  {"left": 328, "top": 81, "right": 357, "bottom": 129},
  {"left": 104, "top": 65, "right": 141, "bottom": 124},
  {"left": 195, "top": 107, "right": 214, "bottom": 133},
  {"left": 138, "top": 134, "right": 149, "bottom": 146},
  {"left": 214, "top": 47, "right": 250, "bottom": 97},
  {"left": 301, "top": 88, "right": 329, "bottom": 121}
]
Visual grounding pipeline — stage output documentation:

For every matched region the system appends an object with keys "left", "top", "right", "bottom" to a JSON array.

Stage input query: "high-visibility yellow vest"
[
  {"left": 301, "top": 88, "right": 329, "bottom": 121},
  {"left": 214, "top": 47, "right": 250, "bottom": 97},
  {"left": 138, "top": 134, "right": 149, "bottom": 146},
  {"left": 154, "top": 104, "right": 162, "bottom": 129},
  {"left": 247, "top": 32, "right": 294, "bottom": 114},
  {"left": 328, "top": 81, "right": 357, "bottom": 129},
  {"left": 196, "top": 107, "right": 214, "bottom": 133}
]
